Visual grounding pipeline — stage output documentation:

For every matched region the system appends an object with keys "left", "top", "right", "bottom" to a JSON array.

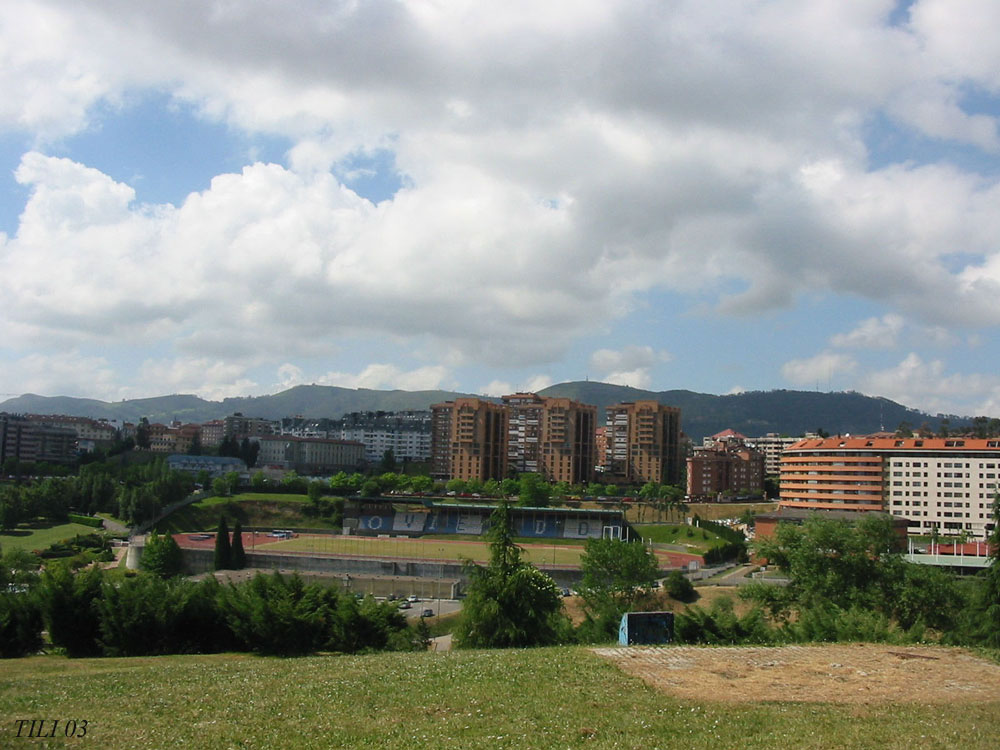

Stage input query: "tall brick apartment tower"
[
  {"left": 604, "top": 400, "right": 682, "bottom": 486},
  {"left": 502, "top": 393, "right": 596, "bottom": 485},
  {"left": 429, "top": 398, "right": 507, "bottom": 482}
]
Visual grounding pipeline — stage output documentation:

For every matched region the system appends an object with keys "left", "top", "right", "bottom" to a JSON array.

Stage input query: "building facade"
[
  {"left": 687, "top": 444, "right": 765, "bottom": 500},
  {"left": 0, "top": 414, "right": 77, "bottom": 466},
  {"left": 780, "top": 435, "right": 1000, "bottom": 537},
  {"left": 429, "top": 398, "right": 507, "bottom": 482},
  {"left": 502, "top": 393, "right": 596, "bottom": 485},
  {"left": 256, "top": 436, "right": 365, "bottom": 476},
  {"left": 746, "top": 432, "right": 818, "bottom": 476},
  {"left": 604, "top": 401, "right": 682, "bottom": 486}
]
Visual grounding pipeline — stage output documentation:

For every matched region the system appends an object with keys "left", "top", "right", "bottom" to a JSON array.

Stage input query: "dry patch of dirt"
[{"left": 593, "top": 644, "right": 1000, "bottom": 704}]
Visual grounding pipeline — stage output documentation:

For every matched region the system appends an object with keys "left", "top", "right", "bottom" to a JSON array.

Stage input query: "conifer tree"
[
  {"left": 214, "top": 516, "right": 232, "bottom": 571},
  {"left": 231, "top": 519, "right": 247, "bottom": 570}
]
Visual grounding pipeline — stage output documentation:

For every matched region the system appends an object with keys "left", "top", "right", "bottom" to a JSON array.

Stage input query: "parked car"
[
  {"left": 407, "top": 594, "right": 419, "bottom": 602},
  {"left": 421, "top": 609, "right": 434, "bottom": 618},
  {"left": 398, "top": 601, "right": 412, "bottom": 609}
]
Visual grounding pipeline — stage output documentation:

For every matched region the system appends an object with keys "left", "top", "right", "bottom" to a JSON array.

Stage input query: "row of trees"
[
  {"left": 673, "top": 509, "right": 1000, "bottom": 647},
  {"left": 0, "top": 560, "right": 424, "bottom": 658},
  {"left": 0, "top": 457, "right": 195, "bottom": 531}
]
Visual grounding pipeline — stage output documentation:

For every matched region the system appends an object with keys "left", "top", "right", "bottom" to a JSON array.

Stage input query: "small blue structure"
[{"left": 618, "top": 611, "right": 674, "bottom": 646}]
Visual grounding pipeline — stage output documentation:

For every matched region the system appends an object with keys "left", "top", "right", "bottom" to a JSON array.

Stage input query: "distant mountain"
[
  {"left": 0, "top": 382, "right": 971, "bottom": 442},
  {"left": 0, "top": 386, "right": 478, "bottom": 425},
  {"left": 538, "top": 382, "right": 964, "bottom": 441}
]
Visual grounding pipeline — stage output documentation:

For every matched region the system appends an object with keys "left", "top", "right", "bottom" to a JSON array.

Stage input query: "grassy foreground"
[
  {"left": 2, "top": 647, "right": 997, "bottom": 749},
  {"left": 0, "top": 521, "right": 104, "bottom": 554}
]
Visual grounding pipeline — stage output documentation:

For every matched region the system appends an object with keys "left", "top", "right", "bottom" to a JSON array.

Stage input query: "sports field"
[{"left": 174, "top": 532, "right": 702, "bottom": 569}]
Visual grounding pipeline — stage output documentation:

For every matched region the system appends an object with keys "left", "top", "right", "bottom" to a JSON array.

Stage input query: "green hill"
[
  {"left": 1, "top": 647, "right": 995, "bottom": 748},
  {"left": 1, "top": 382, "right": 972, "bottom": 441}
]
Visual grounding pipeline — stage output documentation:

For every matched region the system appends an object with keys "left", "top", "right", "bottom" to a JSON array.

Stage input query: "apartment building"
[
  {"left": 429, "top": 398, "right": 507, "bottom": 482},
  {"left": 335, "top": 411, "right": 432, "bottom": 463},
  {"left": 604, "top": 401, "right": 682, "bottom": 486},
  {"left": 746, "top": 432, "right": 818, "bottom": 476},
  {"left": 223, "top": 413, "right": 276, "bottom": 441},
  {"left": 502, "top": 393, "right": 596, "bottom": 485},
  {"left": 256, "top": 435, "right": 364, "bottom": 475},
  {"left": 687, "top": 444, "right": 765, "bottom": 500},
  {"left": 0, "top": 414, "right": 77, "bottom": 466},
  {"left": 780, "top": 435, "right": 1000, "bottom": 537}
]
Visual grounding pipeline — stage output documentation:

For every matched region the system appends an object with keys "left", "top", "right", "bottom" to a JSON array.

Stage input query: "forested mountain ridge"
[{"left": 1, "top": 382, "right": 971, "bottom": 442}]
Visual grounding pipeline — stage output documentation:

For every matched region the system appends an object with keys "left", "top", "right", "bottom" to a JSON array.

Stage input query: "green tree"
[
  {"left": 379, "top": 449, "right": 397, "bottom": 473},
  {"left": 445, "top": 478, "right": 467, "bottom": 494},
  {"left": 517, "top": 473, "right": 550, "bottom": 507},
  {"left": 214, "top": 517, "right": 232, "bottom": 571},
  {"left": 37, "top": 564, "right": 104, "bottom": 657},
  {"left": 135, "top": 418, "right": 151, "bottom": 450},
  {"left": 231, "top": 520, "right": 247, "bottom": 570},
  {"left": 141, "top": 531, "right": 184, "bottom": 578},
  {"left": 409, "top": 475, "right": 433, "bottom": 494},
  {"left": 455, "top": 500, "right": 568, "bottom": 648},
  {"left": 579, "top": 538, "right": 660, "bottom": 616},
  {"left": 963, "top": 495, "right": 1000, "bottom": 646},
  {"left": 307, "top": 480, "right": 325, "bottom": 503},
  {"left": 250, "top": 470, "right": 267, "bottom": 490},
  {"left": 665, "top": 570, "right": 697, "bottom": 603},
  {"left": 212, "top": 477, "right": 229, "bottom": 497}
]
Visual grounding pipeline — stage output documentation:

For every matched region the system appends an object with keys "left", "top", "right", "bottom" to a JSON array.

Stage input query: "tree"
[
  {"left": 963, "top": 495, "right": 1000, "bottom": 646},
  {"left": 141, "top": 531, "right": 184, "bottom": 578},
  {"left": 665, "top": 570, "right": 697, "bottom": 603},
  {"left": 379, "top": 449, "right": 397, "bottom": 473},
  {"left": 308, "top": 480, "right": 325, "bottom": 503},
  {"left": 231, "top": 520, "right": 247, "bottom": 570},
  {"left": 517, "top": 473, "right": 550, "bottom": 507},
  {"left": 579, "top": 538, "right": 660, "bottom": 615},
  {"left": 455, "top": 500, "right": 568, "bottom": 648},
  {"left": 240, "top": 437, "right": 259, "bottom": 469},
  {"left": 135, "top": 418, "right": 151, "bottom": 450},
  {"left": 250, "top": 470, "right": 267, "bottom": 490},
  {"left": 214, "top": 517, "right": 232, "bottom": 571},
  {"left": 748, "top": 515, "right": 900, "bottom": 615}
]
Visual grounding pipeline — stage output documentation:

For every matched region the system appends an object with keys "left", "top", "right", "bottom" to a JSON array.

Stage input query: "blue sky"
[{"left": 1, "top": 1, "right": 1000, "bottom": 418}]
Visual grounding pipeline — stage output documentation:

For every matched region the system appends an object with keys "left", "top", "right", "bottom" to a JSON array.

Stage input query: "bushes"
[
  {"left": 21, "top": 568, "right": 416, "bottom": 659},
  {"left": 0, "top": 592, "right": 43, "bottom": 657},
  {"left": 140, "top": 531, "right": 184, "bottom": 578},
  {"left": 665, "top": 570, "right": 697, "bottom": 603}
]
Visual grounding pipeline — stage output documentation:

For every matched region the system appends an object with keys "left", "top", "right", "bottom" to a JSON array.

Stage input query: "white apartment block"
[{"left": 781, "top": 435, "right": 1000, "bottom": 538}]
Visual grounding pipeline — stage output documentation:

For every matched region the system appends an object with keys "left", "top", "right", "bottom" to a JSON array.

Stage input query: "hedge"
[{"left": 68, "top": 514, "right": 104, "bottom": 528}]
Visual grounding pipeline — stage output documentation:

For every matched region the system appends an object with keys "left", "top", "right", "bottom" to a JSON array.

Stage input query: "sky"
[{"left": 1, "top": 1, "right": 1000, "bottom": 418}]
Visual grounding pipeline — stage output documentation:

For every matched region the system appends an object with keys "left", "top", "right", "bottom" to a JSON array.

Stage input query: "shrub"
[
  {"left": 665, "top": 571, "right": 697, "bottom": 603},
  {"left": 68, "top": 513, "right": 104, "bottom": 528},
  {"left": 0, "top": 592, "right": 43, "bottom": 658}
]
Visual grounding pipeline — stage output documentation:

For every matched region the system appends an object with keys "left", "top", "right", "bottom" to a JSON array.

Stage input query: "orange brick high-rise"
[
  {"left": 604, "top": 400, "right": 682, "bottom": 486},
  {"left": 502, "top": 393, "right": 596, "bottom": 485},
  {"left": 430, "top": 398, "right": 507, "bottom": 482}
]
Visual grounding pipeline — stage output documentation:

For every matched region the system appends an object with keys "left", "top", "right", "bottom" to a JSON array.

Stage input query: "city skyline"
[{"left": 1, "top": 2, "right": 999, "bottom": 417}]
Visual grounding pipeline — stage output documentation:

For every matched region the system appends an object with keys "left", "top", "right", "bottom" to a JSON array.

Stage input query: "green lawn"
[
  {"left": 1, "top": 647, "right": 996, "bottom": 749},
  {"left": 0, "top": 521, "right": 104, "bottom": 554},
  {"left": 634, "top": 523, "right": 727, "bottom": 552}
]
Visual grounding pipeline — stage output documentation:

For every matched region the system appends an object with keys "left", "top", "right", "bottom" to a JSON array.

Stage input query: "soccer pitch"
[{"left": 262, "top": 534, "right": 588, "bottom": 567}]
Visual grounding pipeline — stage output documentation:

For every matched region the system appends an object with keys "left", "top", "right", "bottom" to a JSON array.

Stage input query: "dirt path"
[{"left": 593, "top": 644, "right": 1000, "bottom": 704}]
